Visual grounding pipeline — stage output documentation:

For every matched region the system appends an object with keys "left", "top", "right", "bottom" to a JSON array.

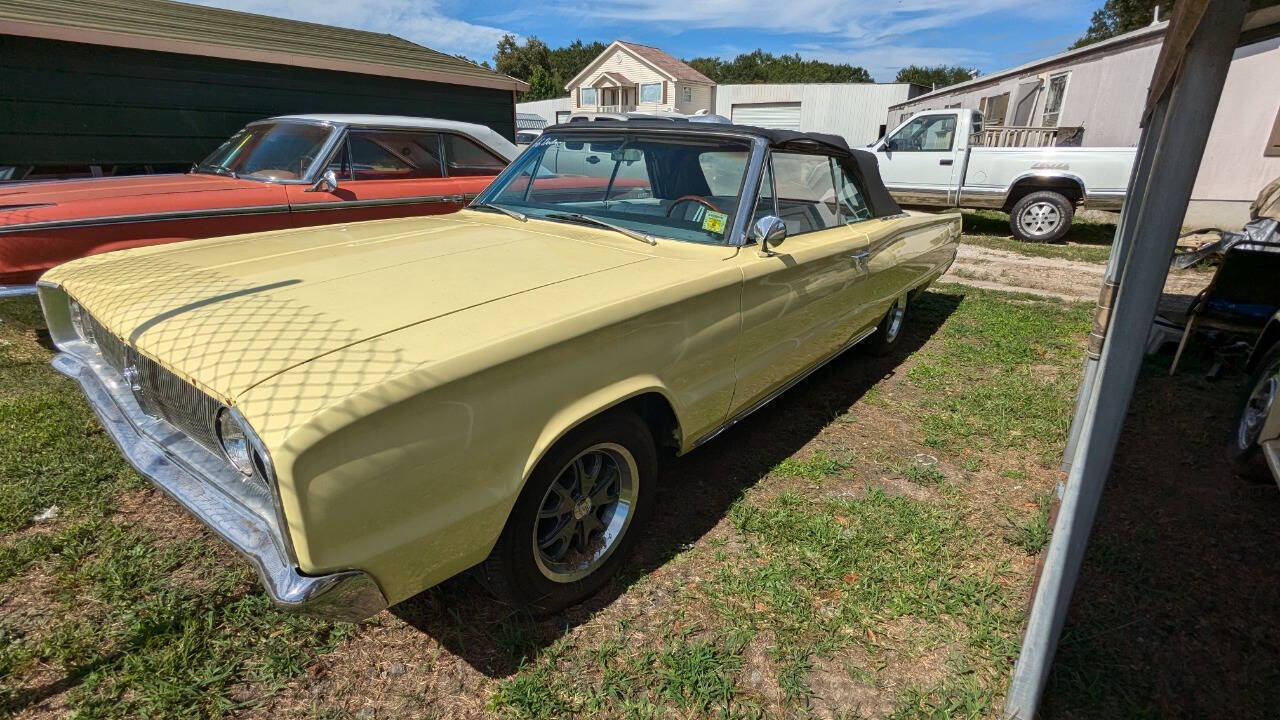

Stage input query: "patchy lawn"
[
  {"left": 961, "top": 210, "right": 1117, "bottom": 264},
  {"left": 1, "top": 285, "right": 1090, "bottom": 718}
]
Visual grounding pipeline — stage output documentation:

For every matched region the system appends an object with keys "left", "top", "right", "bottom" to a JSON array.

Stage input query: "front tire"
[
  {"left": 1228, "top": 343, "right": 1280, "bottom": 481},
  {"left": 1010, "top": 191, "right": 1074, "bottom": 243},
  {"left": 478, "top": 410, "right": 656, "bottom": 613}
]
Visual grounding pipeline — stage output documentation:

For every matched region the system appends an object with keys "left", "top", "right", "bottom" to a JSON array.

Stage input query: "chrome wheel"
[
  {"left": 1018, "top": 201, "right": 1061, "bottom": 238},
  {"left": 884, "top": 296, "right": 906, "bottom": 344},
  {"left": 533, "top": 443, "right": 638, "bottom": 583},
  {"left": 1238, "top": 370, "right": 1279, "bottom": 451}
]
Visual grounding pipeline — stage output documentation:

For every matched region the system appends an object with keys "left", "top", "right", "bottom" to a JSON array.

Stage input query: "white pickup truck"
[{"left": 872, "top": 108, "right": 1136, "bottom": 242}]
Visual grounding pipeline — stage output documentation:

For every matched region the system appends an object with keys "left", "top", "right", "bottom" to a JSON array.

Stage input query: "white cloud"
[
  {"left": 549, "top": 0, "right": 1075, "bottom": 79},
  {"left": 187, "top": 0, "right": 514, "bottom": 61}
]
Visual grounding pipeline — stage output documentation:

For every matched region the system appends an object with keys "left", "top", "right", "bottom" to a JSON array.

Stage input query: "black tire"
[
  {"left": 1228, "top": 343, "right": 1280, "bottom": 481},
  {"left": 864, "top": 295, "right": 908, "bottom": 356},
  {"left": 478, "top": 410, "right": 656, "bottom": 613},
  {"left": 1009, "top": 191, "right": 1074, "bottom": 243}
]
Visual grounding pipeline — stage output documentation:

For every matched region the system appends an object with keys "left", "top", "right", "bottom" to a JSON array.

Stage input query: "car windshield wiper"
[
  {"left": 544, "top": 212, "right": 658, "bottom": 246},
  {"left": 470, "top": 202, "right": 526, "bottom": 222},
  {"left": 194, "top": 162, "right": 237, "bottom": 179}
]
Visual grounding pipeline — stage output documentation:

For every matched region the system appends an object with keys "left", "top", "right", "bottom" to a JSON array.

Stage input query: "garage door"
[{"left": 731, "top": 102, "right": 802, "bottom": 130}]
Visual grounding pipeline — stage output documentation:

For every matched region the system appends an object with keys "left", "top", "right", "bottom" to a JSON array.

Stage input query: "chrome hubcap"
[
  {"left": 1019, "top": 202, "right": 1061, "bottom": 237},
  {"left": 1239, "top": 371, "right": 1279, "bottom": 450},
  {"left": 885, "top": 297, "right": 906, "bottom": 343},
  {"left": 533, "top": 443, "right": 638, "bottom": 583}
]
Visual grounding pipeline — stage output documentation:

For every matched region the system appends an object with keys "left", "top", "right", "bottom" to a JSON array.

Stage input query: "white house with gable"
[{"left": 564, "top": 41, "right": 716, "bottom": 115}]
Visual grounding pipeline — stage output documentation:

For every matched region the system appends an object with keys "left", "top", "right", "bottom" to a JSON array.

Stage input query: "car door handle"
[{"left": 939, "top": 159, "right": 953, "bottom": 166}]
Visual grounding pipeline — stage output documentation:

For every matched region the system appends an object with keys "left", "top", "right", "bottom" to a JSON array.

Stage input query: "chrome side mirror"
[
  {"left": 308, "top": 169, "right": 339, "bottom": 193},
  {"left": 751, "top": 215, "right": 787, "bottom": 253}
]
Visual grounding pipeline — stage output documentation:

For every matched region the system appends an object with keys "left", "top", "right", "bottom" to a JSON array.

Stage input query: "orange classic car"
[{"left": 0, "top": 114, "right": 517, "bottom": 294}]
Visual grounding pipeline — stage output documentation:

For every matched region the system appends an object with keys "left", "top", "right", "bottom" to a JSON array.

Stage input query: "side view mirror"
[
  {"left": 751, "top": 215, "right": 787, "bottom": 253},
  {"left": 880, "top": 139, "right": 895, "bottom": 152},
  {"left": 308, "top": 169, "right": 339, "bottom": 193}
]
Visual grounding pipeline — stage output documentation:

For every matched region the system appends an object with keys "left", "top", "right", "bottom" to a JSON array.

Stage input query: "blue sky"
[{"left": 192, "top": 0, "right": 1106, "bottom": 82}]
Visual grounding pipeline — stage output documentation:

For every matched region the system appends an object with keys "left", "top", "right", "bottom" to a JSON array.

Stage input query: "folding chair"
[{"left": 1169, "top": 241, "right": 1280, "bottom": 375}]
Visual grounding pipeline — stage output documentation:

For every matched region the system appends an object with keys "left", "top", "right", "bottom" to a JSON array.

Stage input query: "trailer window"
[{"left": 1041, "top": 72, "right": 1070, "bottom": 128}]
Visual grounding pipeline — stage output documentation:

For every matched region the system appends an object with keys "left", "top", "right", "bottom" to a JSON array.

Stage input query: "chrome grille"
[{"left": 85, "top": 312, "right": 223, "bottom": 454}]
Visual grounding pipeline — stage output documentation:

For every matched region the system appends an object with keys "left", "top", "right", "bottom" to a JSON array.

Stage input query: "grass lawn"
[
  {"left": 961, "top": 210, "right": 1117, "bottom": 264},
  {"left": 0, "top": 285, "right": 1092, "bottom": 718}
]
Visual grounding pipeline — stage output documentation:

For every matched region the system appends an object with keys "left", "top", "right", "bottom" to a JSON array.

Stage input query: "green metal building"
[{"left": 0, "top": 0, "right": 527, "bottom": 180}]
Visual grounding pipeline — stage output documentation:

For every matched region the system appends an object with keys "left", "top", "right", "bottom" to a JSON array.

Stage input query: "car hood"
[
  {"left": 45, "top": 214, "right": 656, "bottom": 401},
  {"left": 0, "top": 174, "right": 265, "bottom": 225}
]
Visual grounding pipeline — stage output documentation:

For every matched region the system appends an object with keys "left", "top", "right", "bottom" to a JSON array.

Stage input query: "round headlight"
[
  {"left": 216, "top": 408, "right": 255, "bottom": 476},
  {"left": 68, "top": 299, "right": 96, "bottom": 346}
]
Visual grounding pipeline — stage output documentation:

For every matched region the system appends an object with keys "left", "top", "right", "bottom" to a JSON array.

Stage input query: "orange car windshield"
[{"left": 196, "top": 123, "right": 333, "bottom": 182}]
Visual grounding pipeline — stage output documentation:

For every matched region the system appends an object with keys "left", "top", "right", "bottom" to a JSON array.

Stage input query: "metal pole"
[
  {"left": 1060, "top": 98, "right": 1170, "bottom": 471},
  {"left": 1005, "top": 3, "right": 1248, "bottom": 716}
]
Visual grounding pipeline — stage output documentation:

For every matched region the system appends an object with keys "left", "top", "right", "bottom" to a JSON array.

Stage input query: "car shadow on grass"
[
  {"left": 1042, "top": 351, "right": 1280, "bottom": 718},
  {"left": 389, "top": 290, "right": 965, "bottom": 678}
]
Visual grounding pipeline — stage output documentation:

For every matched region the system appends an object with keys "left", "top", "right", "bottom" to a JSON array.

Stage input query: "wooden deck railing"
[{"left": 974, "top": 126, "right": 1084, "bottom": 147}]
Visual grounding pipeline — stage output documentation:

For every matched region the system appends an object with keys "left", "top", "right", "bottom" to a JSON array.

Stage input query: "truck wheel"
[
  {"left": 864, "top": 294, "right": 908, "bottom": 356},
  {"left": 1010, "top": 191, "right": 1074, "bottom": 243},
  {"left": 478, "top": 410, "right": 656, "bottom": 613},
  {"left": 1228, "top": 343, "right": 1280, "bottom": 481}
]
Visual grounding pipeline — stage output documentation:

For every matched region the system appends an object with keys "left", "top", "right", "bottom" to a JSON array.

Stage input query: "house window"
[
  {"left": 640, "top": 83, "right": 663, "bottom": 104},
  {"left": 580, "top": 87, "right": 597, "bottom": 106},
  {"left": 1041, "top": 72, "right": 1069, "bottom": 127},
  {"left": 681, "top": 85, "right": 693, "bottom": 103},
  {"left": 979, "top": 92, "right": 1009, "bottom": 126},
  {"left": 1266, "top": 105, "right": 1280, "bottom": 157}
]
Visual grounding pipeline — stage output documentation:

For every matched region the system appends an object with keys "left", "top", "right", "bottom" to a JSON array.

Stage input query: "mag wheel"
[
  {"left": 1010, "top": 191, "right": 1074, "bottom": 243},
  {"left": 479, "top": 411, "right": 655, "bottom": 613}
]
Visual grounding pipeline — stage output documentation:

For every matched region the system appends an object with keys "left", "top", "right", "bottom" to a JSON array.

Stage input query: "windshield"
[
  {"left": 476, "top": 132, "right": 754, "bottom": 245},
  {"left": 196, "top": 122, "right": 333, "bottom": 181}
]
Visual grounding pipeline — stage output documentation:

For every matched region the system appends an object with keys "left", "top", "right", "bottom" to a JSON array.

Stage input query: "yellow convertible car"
[{"left": 37, "top": 121, "right": 959, "bottom": 621}]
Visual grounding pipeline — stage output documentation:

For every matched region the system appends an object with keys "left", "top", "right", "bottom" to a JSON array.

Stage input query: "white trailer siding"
[
  {"left": 885, "top": 25, "right": 1165, "bottom": 148},
  {"left": 715, "top": 83, "right": 921, "bottom": 146},
  {"left": 1187, "top": 36, "right": 1280, "bottom": 228}
]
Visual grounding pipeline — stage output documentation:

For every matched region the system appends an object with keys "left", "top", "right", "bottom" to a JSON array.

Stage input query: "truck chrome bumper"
[{"left": 51, "top": 351, "right": 388, "bottom": 622}]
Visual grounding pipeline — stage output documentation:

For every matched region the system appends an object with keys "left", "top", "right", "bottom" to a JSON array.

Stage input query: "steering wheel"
[{"left": 666, "top": 195, "right": 724, "bottom": 217}]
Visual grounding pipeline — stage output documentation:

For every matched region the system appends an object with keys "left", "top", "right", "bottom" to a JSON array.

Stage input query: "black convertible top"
[{"left": 543, "top": 120, "right": 902, "bottom": 218}]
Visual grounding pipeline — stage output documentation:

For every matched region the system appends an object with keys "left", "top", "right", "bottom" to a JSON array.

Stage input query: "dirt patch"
[
  {"left": 946, "top": 244, "right": 1207, "bottom": 304},
  {"left": 110, "top": 488, "right": 211, "bottom": 546},
  {"left": 809, "top": 627, "right": 951, "bottom": 720},
  {"left": 738, "top": 632, "right": 786, "bottom": 713},
  {"left": 254, "top": 616, "right": 497, "bottom": 719},
  {"left": 0, "top": 568, "right": 60, "bottom": 637}
]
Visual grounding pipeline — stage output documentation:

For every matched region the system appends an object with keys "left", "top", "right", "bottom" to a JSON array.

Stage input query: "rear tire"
[
  {"left": 478, "top": 410, "right": 656, "bottom": 613},
  {"left": 1010, "top": 191, "right": 1074, "bottom": 243},
  {"left": 1228, "top": 343, "right": 1280, "bottom": 481},
  {"left": 864, "top": 295, "right": 908, "bottom": 356}
]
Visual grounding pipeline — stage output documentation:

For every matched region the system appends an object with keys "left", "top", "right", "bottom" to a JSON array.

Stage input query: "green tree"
[
  {"left": 526, "top": 65, "right": 557, "bottom": 100},
  {"left": 894, "top": 65, "right": 979, "bottom": 90},
  {"left": 1072, "top": 0, "right": 1172, "bottom": 48},
  {"left": 685, "top": 50, "right": 872, "bottom": 83}
]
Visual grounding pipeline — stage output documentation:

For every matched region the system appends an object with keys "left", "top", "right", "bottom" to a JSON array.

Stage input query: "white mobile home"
[{"left": 885, "top": 19, "right": 1280, "bottom": 227}]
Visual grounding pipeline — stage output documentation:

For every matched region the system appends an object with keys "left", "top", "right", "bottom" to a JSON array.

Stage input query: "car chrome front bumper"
[
  {"left": 0, "top": 284, "right": 37, "bottom": 298},
  {"left": 51, "top": 350, "right": 388, "bottom": 622}
]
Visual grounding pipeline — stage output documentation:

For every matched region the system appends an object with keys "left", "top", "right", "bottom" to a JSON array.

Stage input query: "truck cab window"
[{"left": 887, "top": 115, "right": 957, "bottom": 152}]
